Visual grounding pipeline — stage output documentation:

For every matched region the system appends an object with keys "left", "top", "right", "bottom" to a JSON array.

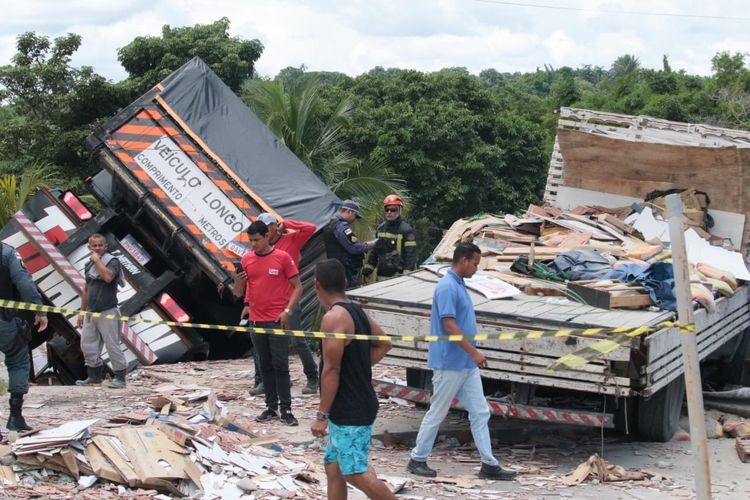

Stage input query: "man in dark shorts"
[{"left": 310, "top": 259, "right": 396, "bottom": 500}]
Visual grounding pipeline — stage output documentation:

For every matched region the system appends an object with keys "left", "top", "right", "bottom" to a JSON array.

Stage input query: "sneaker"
[
  {"left": 255, "top": 408, "right": 278, "bottom": 422},
  {"left": 248, "top": 383, "right": 265, "bottom": 395},
  {"left": 301, "top": 379, "right": 320, "bottom": 395},
  {"left": 478, "top": 463, "right": 517, "bottom": 480},
  {"left": 407, "top": 458, "right": 437, "bottom": 477},
  {"left": 280, "top": 411, "right": 298, "bottom": 426}
]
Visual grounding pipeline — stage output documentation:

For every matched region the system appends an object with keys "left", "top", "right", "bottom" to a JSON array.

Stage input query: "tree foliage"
[
  {"left": 0, "top": 32, "right": 129, "bottom": 188},
  {"left": 117, "top": 17, "right": 263, "bottom": 94},
  {"left": 241, "top": 75, "right": 406, "bottom": 234}
]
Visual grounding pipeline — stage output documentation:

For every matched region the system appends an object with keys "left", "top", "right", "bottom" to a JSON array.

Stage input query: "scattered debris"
[{"left": 563, "top": 454, "right": 655, "bottom": 486}]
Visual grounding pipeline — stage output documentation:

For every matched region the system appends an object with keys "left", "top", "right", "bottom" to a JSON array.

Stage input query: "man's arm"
[
  {"left": 233, "top": 271, "right": 247, "bottom": 299},
  {"left": 442, "top": 317, "right": 487, "bottom": 369},
  {"left": 367, "top": 316, "right": 392, "bottom": 365},
  {"left": 7, "top": 249, "right": 48, "bottom": 331},
  {"left": 77, "top": 284, "right": 88, "bottom": 328},
  {"left": 334, "top": 222, "right": 372, "bottom": 255},
  {"left": 316, "top": 307, "right": 351, "bottom": 418},
  {"left": 93, "top": 255, "right": 116, "bottom": 283},
  {"left": 281, "top": 219, "right": 317, "bottom": 247},
  {"left": 402, "top": 229, "right": 418, "bottom": 271}
]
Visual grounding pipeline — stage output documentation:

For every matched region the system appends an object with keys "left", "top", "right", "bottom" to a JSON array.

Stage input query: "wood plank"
[
  {"left": 380, "top": 357, "right": 632, "bottom": 397},
  {"left": 557, "top": 127, "right": 750, "bottom": 219},
  {"left": 387, "top": 346, "right": 631, "bottom": 386}
]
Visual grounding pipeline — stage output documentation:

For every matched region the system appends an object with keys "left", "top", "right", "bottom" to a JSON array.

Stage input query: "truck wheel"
[
  {"left": 638, "top": 375, "right": 685, "bottom": 442},
  {"left": 722, "top": 328, "right": 750, "bottom": 387},
  {"left": 406, "top": 368, "right": 433, "bottom": 391}
]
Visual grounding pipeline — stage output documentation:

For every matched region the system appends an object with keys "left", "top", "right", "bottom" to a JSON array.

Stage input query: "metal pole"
[{"left": 665, "top": 193, "right": 712, "bottom": 500}]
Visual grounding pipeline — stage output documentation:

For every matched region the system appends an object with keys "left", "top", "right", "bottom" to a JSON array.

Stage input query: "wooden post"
[{"left": 665, "top": 193, "right": 711, "bottom": 500}]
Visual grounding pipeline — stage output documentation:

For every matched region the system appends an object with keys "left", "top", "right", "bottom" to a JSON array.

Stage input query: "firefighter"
[
  {"left": 323, "top": 200, "right": 375, "bottom": 289},
  {"left": 362, "top": 195, "right": 417, "bottom": 283},
  {"left": 0, "top": 242, "right": 48, "bottom": 435}
]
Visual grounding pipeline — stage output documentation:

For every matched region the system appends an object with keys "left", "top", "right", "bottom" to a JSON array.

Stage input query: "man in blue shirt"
[{"left": 407, "top": 242, "right": 517, "bottom": 481}]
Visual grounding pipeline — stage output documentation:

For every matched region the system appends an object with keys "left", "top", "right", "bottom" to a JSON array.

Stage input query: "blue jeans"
[
  {"left": 253, "top": 305, "right": 317, "bottom": 385},
  {"left": 251, "top": 321, "right": 292, "bottom": 413},
  {"left": 410, "top": 368, "right": 498, "bottom": 466}
]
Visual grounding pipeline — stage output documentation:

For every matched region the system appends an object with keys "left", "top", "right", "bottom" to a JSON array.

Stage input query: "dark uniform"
[
  {"left": 0, "top": 242, "right": 47, "bottom": 433},
  {"left": 323, "top": 214, "right": 371, "bottom": 288},
  {"left": 363, "top": 217, "right": 417, "bottom": 281},
  {"left": 0, "top": 242, "right": 45, "bottom": 396}
]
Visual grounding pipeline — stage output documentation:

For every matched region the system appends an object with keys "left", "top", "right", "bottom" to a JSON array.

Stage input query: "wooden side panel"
[{"left": 557, "top": 127, "right": 750, "bottom": 217}]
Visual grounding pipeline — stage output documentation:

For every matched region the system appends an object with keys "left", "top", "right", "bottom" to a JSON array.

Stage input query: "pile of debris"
[
  {"left": 2, "top": 387, "right": 325, "bottom": 499},
  {"left": 426, "top": 188, "right": 748, "bottom": 312}
]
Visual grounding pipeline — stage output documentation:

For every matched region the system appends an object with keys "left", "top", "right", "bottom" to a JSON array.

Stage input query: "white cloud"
[{"left": 1, "top": 0, "right": 750, "bottom": 82}]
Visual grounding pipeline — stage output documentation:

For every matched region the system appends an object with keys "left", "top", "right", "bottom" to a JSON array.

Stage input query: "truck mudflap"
[
  {"left": 0, "top": 191, "right": 192, "bottom": 373},
  {"left": 372, "top": 380, "right": 614, "bottom": 429}
]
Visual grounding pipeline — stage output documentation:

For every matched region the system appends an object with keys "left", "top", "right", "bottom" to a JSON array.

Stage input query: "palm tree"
[
  {"left": 0, "top": 163, "right": 55, "bottom": 226},
  {"left": 611, "top": 54, "right": 641, "bottom": 78},
  {"left": 241, "top": 75, "right": 407, "bottom": 237}
]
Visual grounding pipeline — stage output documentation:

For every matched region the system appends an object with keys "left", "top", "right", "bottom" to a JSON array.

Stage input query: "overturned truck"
[{"left": 1, "top": 57, "right": 340, "bottom": 384}]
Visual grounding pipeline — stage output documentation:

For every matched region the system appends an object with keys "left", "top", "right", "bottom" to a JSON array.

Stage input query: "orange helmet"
[{"left": 383, "top": 194, "right": 404, "bottom": 207}]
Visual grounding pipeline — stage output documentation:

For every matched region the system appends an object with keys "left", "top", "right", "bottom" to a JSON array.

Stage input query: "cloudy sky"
[{"left": 3, "top": 0, "right": 750, "bottom": 81}]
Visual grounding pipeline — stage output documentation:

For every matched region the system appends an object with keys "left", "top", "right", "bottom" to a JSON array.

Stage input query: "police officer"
[
  {"left": 323, "top": 200, "right": 375, "bottom": 289},
  {"left": 363, "top": 195, "right": 417, "bottom": 283},
  {"left": 0, "top": 242, "right": 48, "bottom": 435}
]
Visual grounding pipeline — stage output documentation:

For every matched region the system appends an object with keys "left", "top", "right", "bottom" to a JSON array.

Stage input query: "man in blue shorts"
[{"left": 310, "top": 259, "right": 396, "bottom": 500}]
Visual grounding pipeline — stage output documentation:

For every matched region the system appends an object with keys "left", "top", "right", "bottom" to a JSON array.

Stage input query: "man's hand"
[
  {"left": 472, "top": 351, "right": 488, "bottom": 369},
  {"left": 35, "top": 315, "right": 48, "bottom": 332},
  {"left": 241, "top": 306, "right": 250, "bottom": 320},
  {"left": 90, "top": 252, "right": 101, "bottom": 263},
  {"left": 366, "top": 241, "right": 376, "bottom": 249},
  {"left": 76, "top": 314, "right": 85, "bottom": 329},
  {"left": 311, "top": 418, "right": 328, "bottom": 438},
  {"left": 277, "top": 221, "right": 285, "bottom": 232},
  {"left": 277, "top": 310, "right": 291, "bottom": 329}
]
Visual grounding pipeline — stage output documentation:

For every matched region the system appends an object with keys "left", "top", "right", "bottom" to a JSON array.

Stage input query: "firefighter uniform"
[{"left": 363, "top": 218, "right": 417, "bottom": 281}]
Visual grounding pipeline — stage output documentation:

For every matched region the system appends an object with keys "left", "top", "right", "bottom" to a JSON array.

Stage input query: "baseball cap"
[
  {"left": 256, "top": 213, "right": 277, "bottom": 225},
  {"left": 340, "top": 200, "right": 363, "bottom": 218}
]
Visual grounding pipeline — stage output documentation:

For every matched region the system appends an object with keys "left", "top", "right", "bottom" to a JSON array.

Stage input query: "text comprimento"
[{"left": 135, "top": 135, "right": 250, "bottom": 248}]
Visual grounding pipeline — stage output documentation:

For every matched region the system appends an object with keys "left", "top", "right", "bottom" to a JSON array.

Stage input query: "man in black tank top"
[{"left": 310, "top": 259, "right": 396, "bottom": 500}]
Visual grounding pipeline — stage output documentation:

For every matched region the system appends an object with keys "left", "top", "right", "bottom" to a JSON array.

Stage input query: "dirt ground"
[{"left": 0, "top": 355, "right": 748, "bottom": 499}]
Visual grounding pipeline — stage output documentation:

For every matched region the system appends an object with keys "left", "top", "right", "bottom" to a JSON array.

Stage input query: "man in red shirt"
[
  {"left": 237, "top": 213, "right": 320, "bottom": 395},
  {"left": 241, "top": 220, "right": 303, "bottom": 426}
]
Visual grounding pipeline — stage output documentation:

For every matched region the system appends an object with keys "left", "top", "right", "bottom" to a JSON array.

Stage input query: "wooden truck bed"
[{"left": 349, "top": 269, "right": 749, "bottom": 398}]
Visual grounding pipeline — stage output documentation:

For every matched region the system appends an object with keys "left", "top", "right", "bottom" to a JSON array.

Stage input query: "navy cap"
[{"left": 340, "top": 200, "right": 363, "bottom": 218}]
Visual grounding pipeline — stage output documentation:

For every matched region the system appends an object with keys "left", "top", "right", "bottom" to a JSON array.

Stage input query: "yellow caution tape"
[
  {"left": 547, "top": 323, "right": 696, "bottom": 372},
  {"left": 1, "top": 299, "right": 694, "bottom": 345}
]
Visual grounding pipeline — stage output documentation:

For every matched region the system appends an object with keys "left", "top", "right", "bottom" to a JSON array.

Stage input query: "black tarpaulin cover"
[{"left": 156, "top": 57, "right": 340, "bottom": 227}]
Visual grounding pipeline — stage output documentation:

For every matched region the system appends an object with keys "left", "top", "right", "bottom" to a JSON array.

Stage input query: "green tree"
[
  {"left": 552, "top": 66, "right": 581, "bottom": 108},
  {"left": 611, "top": 54, "right": 641, "bottom": 78},
  {"left": 0, "top": 32, "right": 128, "bottom": 187},
  {"left": 241, "top": 75, "right": 406, "bottom": 231},
  {"left": 117, "top": 17, "right": 264, "bottom": 95},
  {"left": 341, "top": 70, "right": 549, "bottom": 246},
  {"left": 0, "top": 163, "right": 55, "bottom": 226}
]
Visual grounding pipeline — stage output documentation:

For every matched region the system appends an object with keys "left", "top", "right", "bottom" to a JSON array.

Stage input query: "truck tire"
[
  {"left": 722, "top": 328, "right": 750, "bottom": 387},
  {"left": 637, "top": 375, "right": 685, "bottom": 442}
]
